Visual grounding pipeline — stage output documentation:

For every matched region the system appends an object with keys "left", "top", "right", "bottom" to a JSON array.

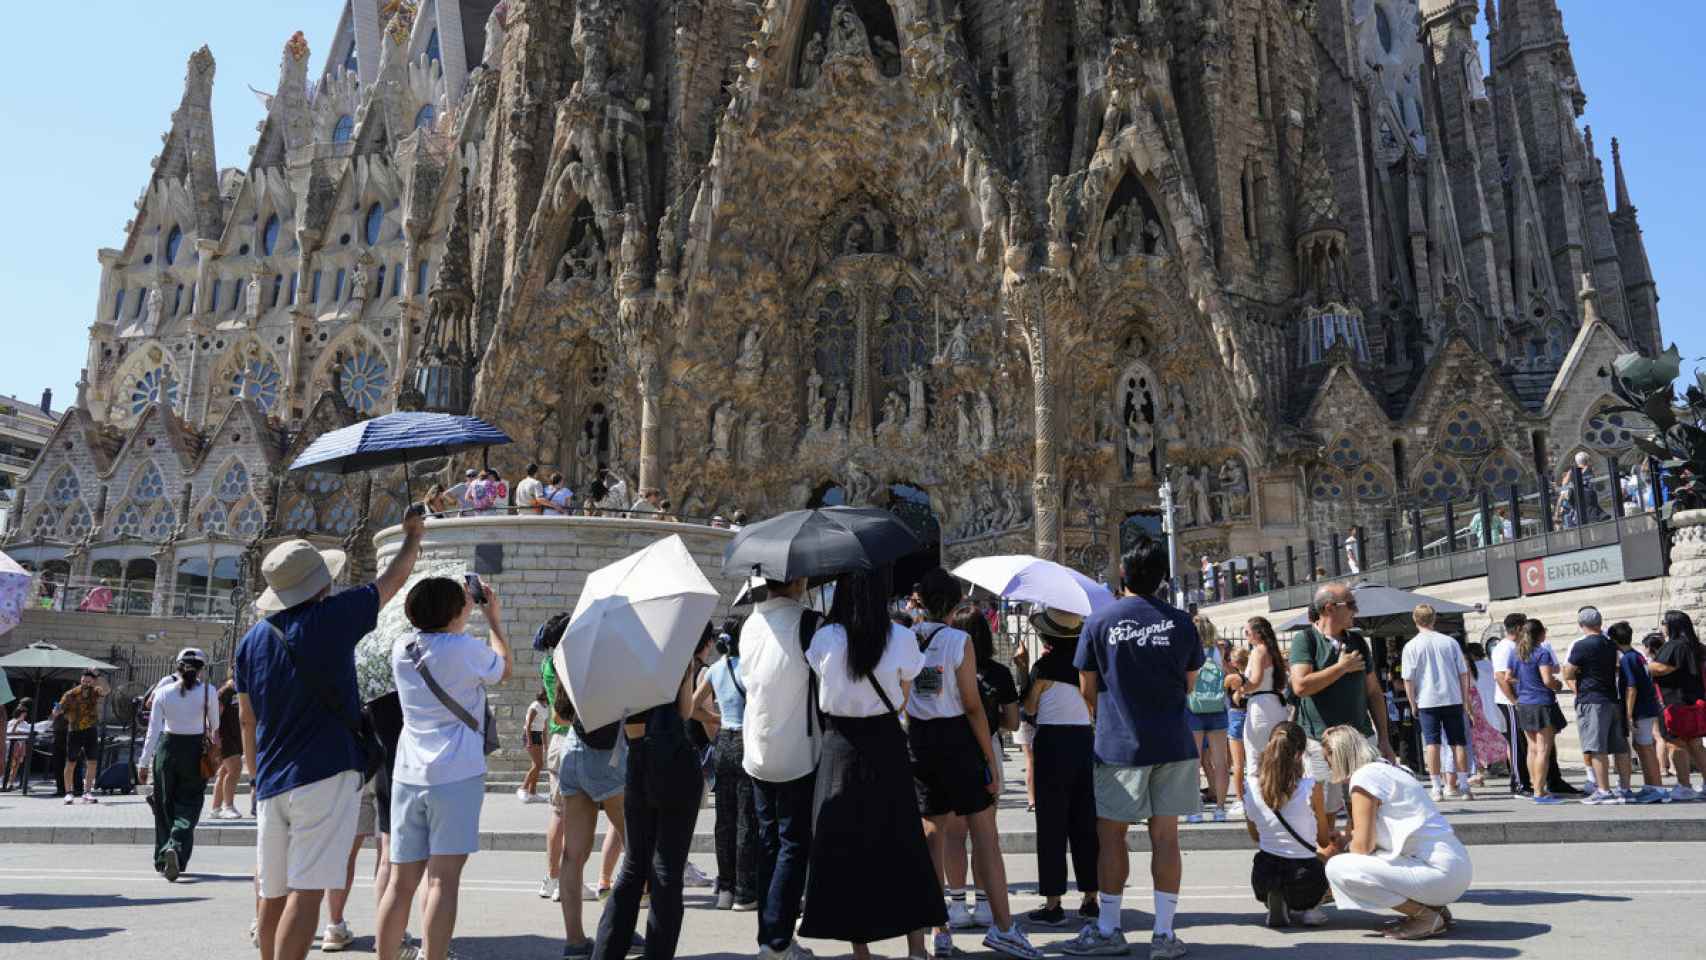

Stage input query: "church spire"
[
  {"left": 1612, "top": 136, "right": 1634, "bottom": 213},
  {"left": 168, "top": 46, "right": 224, "bottom": 242}
]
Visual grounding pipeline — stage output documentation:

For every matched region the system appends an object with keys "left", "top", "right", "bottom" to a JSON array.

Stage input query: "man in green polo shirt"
[
  {"left": 1288, "top": 581, "right": 1394, "bottom": 815},
  {"left": 538, "top": 622, "right": 573, "bottom": 901}
]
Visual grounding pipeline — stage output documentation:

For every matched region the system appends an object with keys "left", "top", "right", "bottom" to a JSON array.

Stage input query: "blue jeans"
[{"left": 752, "top": 772, "right": 815, "bottom": 952}]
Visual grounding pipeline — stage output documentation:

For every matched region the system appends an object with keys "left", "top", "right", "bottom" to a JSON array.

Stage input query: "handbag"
[
  {"left": 197, "top": 682, "right": 221, "bottom": 780},
  {"left": 266, "top": 619, "right": 386, "bottom": 781},
  {"left": 404, "top": 640, "right": 500, "bottom": 755}
]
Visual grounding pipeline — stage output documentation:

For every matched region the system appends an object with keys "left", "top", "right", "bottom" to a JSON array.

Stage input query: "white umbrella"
[
  {"left": 0, "top": 550, "right": 30, "bottom": 639},
  {"left": 950, "top": 554, "right": 1116, "bottom": 616},
  {"left": 554, "top": 535, "right": 722, "bottom": 730}
]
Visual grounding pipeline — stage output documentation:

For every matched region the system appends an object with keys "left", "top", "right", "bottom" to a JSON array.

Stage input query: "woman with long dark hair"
[
  {"left": 1019, "top": 608, "right": 1098, "bottom": 927},
  {"left": 1241, "top": 617, "right": 1287, "bottom": 756},
  {"left": 801, "top": 565, "right": 943, "bottom": 960},
  {"left": 1649, "top": 610, "right": 1706, "bottom": 801},
  {"left": 1242, "top": 721, "right": 1335, "bottom": 928},
  {"left": 210, "top": 679, "right": 244, "bottom": 819},
  {"left": 138, "top": 647, "right": 219, "bottom": 881},
  {"left": 695, "top": 616, "right": 760, "bottom": 910},
  {"left": 939, "top": 602, "right": 1020, "bottom": 927}
]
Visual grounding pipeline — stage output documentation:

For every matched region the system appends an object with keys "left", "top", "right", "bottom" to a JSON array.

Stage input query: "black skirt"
[{"left": 799, "top": 713, "right": 947, "bottom": 943}]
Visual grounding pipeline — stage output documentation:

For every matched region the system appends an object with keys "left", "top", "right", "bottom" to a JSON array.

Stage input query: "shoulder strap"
[
  {"left": 265, "top": 619, "right": 366, "bottom": 741},
  {"left": 868, "top": 672, "right": 899, "bottom": 716},
  {"left": 726, "top": 658, "right": 747, "bottom": 699},
  {"left": 916, "top": 623, "right": 946, "bottom": 651},
  {"left": 405, "top": 640, "right": 482, "bottom": 734},
  {"left": 1272, "top": 805, "right": 1317, "bottom": 854}
]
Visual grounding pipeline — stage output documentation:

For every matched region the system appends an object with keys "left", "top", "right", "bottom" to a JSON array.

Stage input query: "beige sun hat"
[
  {"left": 1029, "top": 607, "right": 1086, "bottom": 639},
  {"left": 255, "top": 539, "right": 348, "bottom": 613}
]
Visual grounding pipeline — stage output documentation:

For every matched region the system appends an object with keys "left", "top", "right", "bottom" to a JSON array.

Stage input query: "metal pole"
[
  {"left": 1540, "top": 477, "right": 1556, "bottom": 534},
  {"left": 1159, "top": 479, "right": 1178, "bottom": 598},
  {"left": 1444, "top": 500, "right": 1458, "bottom": 553},
  {"left": 1478, "top": 487, "right": 1493, "bottom": 548},
  {"left": 1508, "top": 483, "right": 1523, "bottom": 541},
  {"left": 1353, "top": 525, "right": 1367, "bottom": 574},
  {"left": 1648, "top": 455, "right": 1666, "bottom": 511},
  {"left": 1306, "top": 539, "right": 1318, "bottom": 580},
  {"left": 1284, "top": 544, "right": 1296, "bottom": 587},
  {"left": 1608, "top": 454, "right": 1625, "bottom": 519},
  {"left": 1331, "top": 529, "right": 1344, "bottom": 577},
  {"left": 1383, "top": 514, "right": 1396, "bottom": 567}
]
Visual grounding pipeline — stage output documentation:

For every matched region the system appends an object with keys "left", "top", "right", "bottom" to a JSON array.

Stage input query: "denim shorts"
[
  {"left": 557, "top": 739, "right": 626, "bottom": 803},
  {"left": 1227, "top": 708, "right": 1248, "bottom": 740},
  {"left": 391, "top": 773, "right": 485, "bottom": 863},
  {"left": 1187, "top": 709, "right": 1229, "bottom": 733}
]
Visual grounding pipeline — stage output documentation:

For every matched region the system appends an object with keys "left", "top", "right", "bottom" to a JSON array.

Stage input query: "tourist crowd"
[
  {"left": 418, "top": 463, "right": 747, "bottom": 529},
  {"left": 96, "top": 502, "right": 1704, "bottom": 960}
]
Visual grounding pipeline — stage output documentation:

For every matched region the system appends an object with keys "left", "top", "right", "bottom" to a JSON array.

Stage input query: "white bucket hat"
[{"left": 255, "top": 539, "right": 348, "bottom": 613}]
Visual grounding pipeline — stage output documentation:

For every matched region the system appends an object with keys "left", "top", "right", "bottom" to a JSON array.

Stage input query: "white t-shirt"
[
  {"left": 906, "top": 622, "right": 968, "bottom": 721},
  {"left": 1472, "top": 664, "right": 1501, "bottom": 731},
  {"left": 515, "top": 476, "right": 545, "bottom": 509},
  {"left": 1490, "top": 636, "right": 1517, "bottom": 706},
  {"left": 391, "top": 631, "right": 505, "bottom": 786},
  {"left": 1036, "top": 680, "right": 1091, "bottom": 726},
  {"left": 807, "top": 622, "right": 925, "bottom": 718},
  {"left": 1242, "top": 773, "right": 1317, "bottom": 859},
  {"left": 740, "top": 597, "right": 819, "bottom": 782},
  {"left": 140, "top": 678, "right": 219, "bottom": 766},
  {"left": 1349, "top": 761, "right": 1460, "bottom": 859},
  {"left": 1400, "top": 630, "right": 1469, "bottom": 708},
  {"left": 525, "top": 699, "right": 547, "bottom": 734}
]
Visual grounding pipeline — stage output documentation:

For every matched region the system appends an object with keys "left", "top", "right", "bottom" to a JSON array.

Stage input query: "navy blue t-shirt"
[
  {"left": 1567, "top": 633, "right": 1619, "bottom": 706},
  {"left": 234, "top": 584, "right": 380, "bottom": 801},
  {"left": 1618, "top": 649, "right": 1662, "bottom": 720},
  {"left": 1073, "top": 594, "right": 1205, "bottom": 767}
]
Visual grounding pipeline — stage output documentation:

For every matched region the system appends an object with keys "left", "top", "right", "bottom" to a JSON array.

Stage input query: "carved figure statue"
[
  {"left": 1124, "top": 407, "right": 1154, "bottom": 480},
  {"left": 1218, "top": 457, "right": 1250, "bottom": 519},
  {"left": 827, "top": 2, "right": 872, "bottom": 61},
  {"left": 976, "top": 171, "right": 1005, "bottom": 264},
  {"left": 480, "top": 2, "right": 508, "bottom": 68},
  {"left": 711, "top": 404, "right": 734, "bottom": 460},
  {"left": 843, "top": 217, "right": 870, "bottom": 255},
  {"left": 1172, "top": 465, "right": 1200, "bottom": 527},
  {"left": 956, "top": 393, "right": 974, "bottom": 450},
  {"left": 350, "top": 257, "right": 371, "bottom": 303},
  {"left": 832, "top": 381, "right": 850, "bottom": 430},
  {"left": 1192, "top": 466, "right": 1214, "bottom": 527},
  {"left": 737, "top": 325, "right": 765, "bottom": 379},
  {"left": 936, "top": 319, "right": 971, "bottom": 365},
  {"left": 619, "top": 203, "right": 645, "bottom": 280},
  {"left": 1143, "top": 217, "right": 1166, "bottom": 255},
  {"left": 905, "top": 366, "right": 927, "bottom": 433},
  {"left": 1047, "top": 174, "right": 1071, "bottom": 243},
  {"left": 742, "top": 415, "right": 766, "bottom": 464},
  {"left": 144, "top": 287, "right": 164, "bottom": 332},
  {"left": 975, "top": 390, "right": 996, "bottom": 452},
  {"left": 245, "top": 275, "right": 263, "bottom": 321},
  {"left": 806, "top": 369, "right": 827, "bottom": 431},
  {"left": 657, "top": 202, "right": 680, "bottom": 279},
  {"left": 800, "top": 32, "right": 826, "bottom": 88},
  {"left": 877, "top": 391, "right": 905, "bottom": 436}
]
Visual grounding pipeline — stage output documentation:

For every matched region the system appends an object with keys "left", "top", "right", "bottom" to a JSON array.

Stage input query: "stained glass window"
[
  {"left": 233, "top": 499, "right": 266, "bottom": 536},
  {"left": 879, "top": 285, "right": 929, "bottom": 378},
  {"left": 110, "top": 502, "right": 143, "bottom": 538},
  {"left": 1310, "top": 467, "right": 1346, "bottom": 501},
  {"left": 305, "top": 471, "right": 345, "bottom": 495},
  {"left": 30, "top": 508, "right": 60, "bottom": 539},
  {"left": 263, "top": 214, "right": 280, "bottom": 256},
  {"left": 1327, "top": 435, "right": 1367, "bottom": 469},
  {"left": 1477, "top": 450, "right": 1528, "bottom": 491},
  {"left": 323, "top": 499, "right": 359, "bottom": 535},
  {"left": 50, "top": 470, "right": 81, "bottom": 504},
  {"left": 166, "top": 225, "right": 183, "bottom": 265},
  {"left": 365, "top": 203, "right": 384, "bottom": 246},
  {"left": 198, "top": 503, "right": 228, "bottom": 535},
  {"left": 284, "top": 497, "right": 316, "bottom": 531},
  {"left": 1414, "top": 455, "right": 1470, "bottom": 504},
  {"left": 426, "top": 28, "right": 440, "bottom": 64},
  {"left": 145, "top": 504, "right": 176, "bottom": 540},
  {"left": 63, "top": 502, "right": 93, "bottom": 540},
  {"left": 1581, "top": 401, "right": 1643, "bottom": 451},
  {"left": 230, "top": 354, "right": 283, "bottom": 411},
  {"left": 333, "top": 115, "right": 355, "bottom": 144},
  {"left": 129, "top": 367, "right": 178, "bottom": 415},
  {"left": 1439, "top": 408, "right": 1494, "bottom": 457},
  {"left": 133, "top": 462, "right": 164, "bottom": 500},
  {"left": 217, "top": 462, "right": 250, "bottom": 501},
  {"left": 1352, "top": 465, "right": 1392, "bottom": 502},
  {"left": 415, "top": 104, "right": 436, "bottom": 130},
  {"left": 339, "top": 350, "right": 391, "bottom": 413}
]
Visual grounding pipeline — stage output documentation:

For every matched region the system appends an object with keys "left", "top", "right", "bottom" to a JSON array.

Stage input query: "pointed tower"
[
  {"left": 1610, "top": 138, "right": 1662, "bottom": 354},
  {"left": 166, "top": 46, "right": 224, "bottom": 242},
  {"left": 1576, "top": 127, "right": 1632, "bottom": 337}
]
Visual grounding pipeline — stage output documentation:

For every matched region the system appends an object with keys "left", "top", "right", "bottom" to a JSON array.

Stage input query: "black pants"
[
  {"left": 1498, "top": 702, "right": 1571, "bottom": 793},
  {"left": 752, "top": 772, "right": 815, "bottom": 952},
  {"left": 151, "top": 734, "right": 207, "bottom": 871},
  {"left": 1250, "top": 850, "right": 1327, "bottom": 911},
  {"left": 1032, "top": 725, "right": 1098, "bottom": 898},
  {"left": 712, "top": 729, "right": 758, "bottom": 901},
  {"left": 593, "top": 737, "right": 702, "bottom": 960}
]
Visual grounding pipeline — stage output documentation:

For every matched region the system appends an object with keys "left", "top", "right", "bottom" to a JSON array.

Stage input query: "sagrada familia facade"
[{"left": 4, "top": 0, "right": 1666, "bottom": 599}]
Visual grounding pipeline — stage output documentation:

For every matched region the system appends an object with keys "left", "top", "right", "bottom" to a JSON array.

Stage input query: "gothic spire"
[
  {"left": 166, "top": 45, "right": 225, "bottom": 242},
  {"left": 1612, "top": 136, "right": 1634, "bottom": 212}
]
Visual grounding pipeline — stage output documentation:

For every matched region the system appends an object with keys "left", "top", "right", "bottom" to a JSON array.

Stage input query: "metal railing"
[{"left": 25, "top": 573, "right": 237, "bottom": 622}]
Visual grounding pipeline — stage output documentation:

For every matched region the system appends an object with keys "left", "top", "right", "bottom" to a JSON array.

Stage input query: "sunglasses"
[{"left": 1328, "top": 599, "right": 1358, "bottom": 611}]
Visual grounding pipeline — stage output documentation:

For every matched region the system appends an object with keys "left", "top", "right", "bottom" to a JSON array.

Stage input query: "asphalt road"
[{"left": 0, "top": 841, "right": 1696, "bottom": 959}]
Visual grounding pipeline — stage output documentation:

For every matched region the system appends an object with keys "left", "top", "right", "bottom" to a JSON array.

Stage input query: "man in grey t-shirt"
[{"left": 1400, "top": 605, "right": 1472, "bottom": 800}]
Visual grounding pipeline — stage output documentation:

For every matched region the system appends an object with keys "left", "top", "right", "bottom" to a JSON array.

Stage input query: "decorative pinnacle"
[
  {"left": 284, "top": 31, "right": 310, "bottom": 62},
  {"left": 1611, "top": 136, "right": 1633, "bottom": 211}
]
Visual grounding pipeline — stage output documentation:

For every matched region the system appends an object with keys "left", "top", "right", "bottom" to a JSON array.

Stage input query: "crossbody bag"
[
  {"left": 404, "top": 639, "right": 501, "bottom": 755},
  {"left": 265, "top": 619, "right": 385, "bottom": 782}
]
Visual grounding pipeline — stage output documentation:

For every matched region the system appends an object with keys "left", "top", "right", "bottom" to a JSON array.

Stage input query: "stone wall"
[
  {"left": 372, "top": 514, "right": 739, "bottom": 775},
  {"left": 2, "top": 608, "right": 231, "bottom": 698}
]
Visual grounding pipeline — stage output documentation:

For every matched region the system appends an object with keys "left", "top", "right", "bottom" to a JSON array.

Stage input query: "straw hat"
[
  {"left": 1029, "top": 607, "right": 1085, "bottom": 640},
  {"left": 255, "top": 539, "right": 348, "bottom": 613}
]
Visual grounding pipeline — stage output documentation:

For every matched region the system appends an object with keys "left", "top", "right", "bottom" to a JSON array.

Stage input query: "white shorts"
[
  {"left": 545, "top": 732, "right": 568, "bottom": 811},
  {"left": 1632, "top": 715, "right": 1659, "bottom": 748},
  {"left": 256, "top": 770, "right": 362, "bottom": 899}
]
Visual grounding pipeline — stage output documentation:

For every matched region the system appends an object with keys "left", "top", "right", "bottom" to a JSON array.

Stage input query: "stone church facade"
[{"left": 4, "top": 0, "right": 1667, "bottom": 596}]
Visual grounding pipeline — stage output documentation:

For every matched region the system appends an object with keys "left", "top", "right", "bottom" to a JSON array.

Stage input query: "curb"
[{"left": 9, "top": 815, "right": 1705, "bottom": 851}]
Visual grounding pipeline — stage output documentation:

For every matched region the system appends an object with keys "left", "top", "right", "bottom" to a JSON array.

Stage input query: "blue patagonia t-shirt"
[
  {"left": 234, "top": 584, "right": 380, "bottom": 801},
  {"left": 1073, "top": 593, "right": 1205, "bottom": 767}
]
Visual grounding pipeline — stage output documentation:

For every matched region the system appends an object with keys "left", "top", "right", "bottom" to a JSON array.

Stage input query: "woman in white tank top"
[
  {"left": 1019, "top": 609, "right": 1099, "bottom": 924},
  {"left": 1242, "top": 617, "right": 1289, "bottom": 755}
]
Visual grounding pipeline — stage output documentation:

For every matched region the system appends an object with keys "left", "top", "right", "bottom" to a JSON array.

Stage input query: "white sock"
[
  {"left": 1429, "top": 773, "right": 1440, "bottom": 788},
  {"left": 1153, "top": 891, "right": 1179, "bottom": 938},
  {"left": 1097, "top": 892, "right": 1122, "bottom": 935},
  {"left": 947, "top": 886, "right": 964, "bottom": 905}
]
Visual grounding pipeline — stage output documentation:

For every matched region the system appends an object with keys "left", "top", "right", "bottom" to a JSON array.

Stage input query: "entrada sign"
[{"left": 1518, "top": 544, "right": 1625, "bottom": 596}]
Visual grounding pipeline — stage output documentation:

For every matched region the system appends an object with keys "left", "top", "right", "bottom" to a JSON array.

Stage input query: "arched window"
[
  {"left": 322, "top": 498, "right": 359, "bottom": 535},
  {"left": 49, "top": 469, "right": 82, "bottom": 505},
  {"left": 110, "top": 502, "right": 143, "bottom": 538},
  {"left": 1350, "top": 464, "right": 1394, "bottom": 502},
  {"left": 414, "top": 104, "right": 436, "bottom": 130},
  {"left": 1413, "top": 455, "right": 1471, "bottom": 504},
  {"left": 165, "top": 225, "right": 183, "bottom": 265},
  {"left": 63, "top": 502, "right": 93, "bottom": 540},
  {"left": 1375, "top": 3, "right": 1395, "bottom": 54},
  {"left": 878, "top": 285, "right": 929, "bottom": 379},
  {"left": 233, "top": 499, "right": 266, "bottom": 536},
  {"left": 144, "top": 504, "right": 176, "bottom": 540},
  {"left": 812, "top": 288, "right": 856, "bottom": 424},
  {"left": 343, "top": 42, "right": 358, "bottom": 74},
  {"left": 1476, "top": 450, "right": 1529, "bottom": 491},
  {"left": 129, "top": 364, "right": 178, "bottom": 415},
  {"left": 30, "top": 508, "right": 60, "bottom": 540},
  {"left": 425, "top": 28, "right": 440, "bottom": 64},
  {"left": 338, "top": 348, "right": 391, "bottom": 414},
  {"left": 1326, "top": 435, "right": 1368, "bottom": 470},
  {"left": 1580, "top": 398, "right": 1645, "bottom": 452},
  {"left": 332, "top": 114, "right": 355, "bottom": 144},
  {"left": 217, "top": 462, "right": 250, "bottom": 501},
  {"left": 262, "top": 214, "right": 280, "bottom": 256},
  {"left": 231, "top": 352, "right": 283, "bottom": 412},
  {"left": 1439, "top": 407, "right": 1495, "bottom": 458},
  {"left": 364, "top": 203, "right": 384, "bottom": 245},
  {"left": 132, "top": 462, "right": 165, "bottom": 500},
  {"left": 197, "top": 501, "right": 228, "bottom": 535},
  {"left": 1310, "top": 467, "right": 1347, "bottom": 501},
  {"left": 283, "top": 497, "right": 316, "bottom": 532}
]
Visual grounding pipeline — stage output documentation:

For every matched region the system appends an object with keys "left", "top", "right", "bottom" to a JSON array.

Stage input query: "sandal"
[{"left": 1383, "top": 908, "right": 1447, "bottom": 941}]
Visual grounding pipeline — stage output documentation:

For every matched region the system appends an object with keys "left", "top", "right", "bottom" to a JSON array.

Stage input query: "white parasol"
[
  {"left": 554, "top": 535, "right": 722, "bottom": 730},
  {"left": 950, "top": 554, "right": 1116, "bottom": 617}
]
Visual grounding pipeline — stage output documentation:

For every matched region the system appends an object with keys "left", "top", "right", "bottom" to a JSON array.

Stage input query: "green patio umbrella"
[{"left": 0, "top": 642, "right": 118, "bottom": 794}]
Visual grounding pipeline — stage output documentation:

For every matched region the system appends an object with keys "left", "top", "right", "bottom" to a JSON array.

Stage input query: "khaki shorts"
[
  {"left": 1093, "top": 759, "right": 1199, "bottom": 823},
  {"left": 545, "top": 732, "right": 568, "bottom": 811},
  {"left": 255, "top": 770, "right": 362, "bottom": 899}
]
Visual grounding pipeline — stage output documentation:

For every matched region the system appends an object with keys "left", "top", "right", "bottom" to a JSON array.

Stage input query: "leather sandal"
[{"left": 1383, "top": 908, "right": 1447, "bottom": 941}]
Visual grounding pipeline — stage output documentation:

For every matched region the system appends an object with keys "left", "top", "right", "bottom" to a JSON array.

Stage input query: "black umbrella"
[{"left": 721, "top": 507, "right": 923, "bottom": 582}]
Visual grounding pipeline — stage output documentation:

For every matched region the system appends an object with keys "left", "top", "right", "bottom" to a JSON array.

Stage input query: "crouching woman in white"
[
  {"left": 1320, "top": 724, "right": 1472, "bottom": 941},
  {"left": 377, "top": 576, "right": 512, "bottom": 960}
]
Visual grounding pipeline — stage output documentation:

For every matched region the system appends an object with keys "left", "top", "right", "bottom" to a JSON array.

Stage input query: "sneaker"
[
  {"left": 1582, "top": 789, "right": 1620, "bottom": 805},
  {"left": 539, "top": 876, "right": 558, "bottom": 900},
  {"left": 1264, "top": 889, "right": 1289, "bottom": 928},
  {"left": 562, "top": 941, "right": 593, "bottom": 959},
  {"left": 322, "top": 921, "right": 354, "bottom": 952},
  {"left": 1616, "top": 788, "right": 1638, "bottom": 804},
  {"left": 1634, "top": 786, "right": 1667, "bottom": 804},
  {"left": 1211, "top": 808, "right": 1227, "bottom": 823},
  {"left": 250, "top": 919, "right": 259, "bottom": 948},
  {"left": 1148, "top": 933, "right": 1188, "bottom": 960},
  {"left": 1225, "top": 801, "right": 1244, "bottom": 819},
  {"left": 684, "top": 862, "right": 713, "bottom": 887},
  {"left": 1026, "top": 905, "right": 1067, "bottom": 927},
  {"left": 162, "top": 848, "right": 181, "bottom": 882},
  {"left": 1442, "top": 787, "right": 1464, "bottom": 801},
  {"left": 1532, "top": 794, "right": 1567, "bottom": 805},
  {"left": 717, "top": 890, "right": 736, "bottom": 910},
  {"left": 83, "top": 793, "right": 98, "bottom": 804},
  {"left": 972, "top": 899, "right": 993, "bottom": 927},
  {"left": 1060, "top": 925, "right": 1129, "bottom": 956},
  {"left": 1669, "top": 786, "right": 1702, "bottom": 802},
  {"left": 517, "top": 787, "right": 532, "bottom": 803},
  {"left": 983, "top": 925, "right": 1043, "bottom": 960},
  {"left": 63, "top": 794, "right": 76, "bottom": 805},
  {"left": 1184, "top": 812, "right": 1203, "bottom": 824},
  {"left": 1294, "top": 908, "right": 1329, "bottom": 927},
  {"left": 946, "top": 901, "right": 976, "bottom": 929},
  {"left": 582, "top": 883, "right": 602, "bottom": 902},
  {"left": 627, "top": 935, "right": 647, "bottom": 957},
  {"left": 597, "top": 885, "right": 612, "bottom": 900},
  {"left": 552, "top": 881, "right": 563, "bottom": 903},
  {"left": 1429, "top": 784, "right": 1444, "bottom": 802},
  {"left": 399, "top": 947, "right": 421, "bottom": 960},
  {"left": 733, "top": 899, "right": 759, "bottom": 913},
  {"left": 779, "top": 941, "right": 816, "bottom": 960},
  {"left": 933, "top": 931, "right": 965, "bottom": 958}
]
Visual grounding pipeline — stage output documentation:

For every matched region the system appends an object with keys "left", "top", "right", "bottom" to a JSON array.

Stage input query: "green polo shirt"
[
  {"left": 1289, "top": 626, "right": 1374, "bottom": 739},
  {"left": 540, "top": 654, "right": 569, "bottom": 737}
]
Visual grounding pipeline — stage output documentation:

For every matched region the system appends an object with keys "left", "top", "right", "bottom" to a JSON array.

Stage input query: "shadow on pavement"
[
  {"left": 1458, "top": 887, "right": 1630, "bottom": 906},
  {"left": 0, "top": 893, "right": 206, "bottom": 911},
  {"left": 0, "top": 924, "right": 125, "bottom": 944},
  {"left": 447, "top": 935, "right": 772, "bottom": 959}
]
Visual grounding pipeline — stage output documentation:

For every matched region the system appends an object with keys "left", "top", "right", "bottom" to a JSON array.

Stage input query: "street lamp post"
[{"left": 1159, "top": 478, "right": 1178, "bottom": 603}]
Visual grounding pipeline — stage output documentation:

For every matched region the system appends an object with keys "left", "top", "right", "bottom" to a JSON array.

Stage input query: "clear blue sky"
[{"left": 2, "top": 1, "right": 1701, "bottom": 416}]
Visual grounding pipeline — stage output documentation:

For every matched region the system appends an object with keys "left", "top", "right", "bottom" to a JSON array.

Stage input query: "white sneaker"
[
  {"left": 1294, "top": 908, "right": 1329, "bottom": 927},
  {"left": 552, "top": 880, "right": 563, "bottom": 902},
  {"left": 63, "top": 794, "right": 76, "bottom": 805},
  {"left": 321, "top": 921, "right": 354, "bottom": 952},
  {"left": 982, "top": 925, "right": 1042, "bottom": 960},
  {"left": 1060, "top": 926, "right": 1128, "bottom": 956},
  {"left": 516, "top": 787, "right": 531, "bottom": 803},
  {"left": 539, "top": 876, "right": 558, "bottom": 900},
  {"left": 584, "top": 882, "right": 603, "bottom": 902},
  {"left": 972, "top": 899, "right": 993, "bottom": 928},
  {"left": 249, "top": 919, "right": 259, "bottom": 949},
  {"left": 946, "top": 901, "right": 976, "bottom": 929},
  {"left": 684, "top": 862, "right": 713, "bottom": 887},
  {"left": 1429, "top": 784, "right": 1444, "bottom": 802}
]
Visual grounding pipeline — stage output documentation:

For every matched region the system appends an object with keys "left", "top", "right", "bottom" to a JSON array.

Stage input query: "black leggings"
[
  {"left": 1032, "top": 725, "right": 1098, "bottom": 898},
  {"left": 593, "top": 734, "right": 703, "bottom": 960},
  {"left": 712, "top": 729, "right": 758, "bottom": 900}
]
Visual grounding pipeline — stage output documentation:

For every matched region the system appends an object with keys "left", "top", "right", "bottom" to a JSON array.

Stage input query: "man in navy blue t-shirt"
[
  {"left": 236, "top": 511, "right": 422, "bottom": 960},
  {"left": 1065, "top": 536, "right": 1200, "bottom": 960},
  {"left": 1610, "top": 622, "right": 1666, "bottom": 802},
  {"left": 1563, "top": 606, "right": 1633, "bottom": 804}
]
